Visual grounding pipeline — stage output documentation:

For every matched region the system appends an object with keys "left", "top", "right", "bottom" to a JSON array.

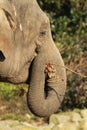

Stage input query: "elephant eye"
[
  {"left": 40, "top": 31, "right": 46, "bottom": 35},
  {"left": 40, "top": 31, "right": 46, "bottom": 36}
]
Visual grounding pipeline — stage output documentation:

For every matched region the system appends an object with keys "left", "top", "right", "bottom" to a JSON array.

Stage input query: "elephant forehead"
[
  {"left": 0, "top": 0, "right": 49, "bottom": 45},
  {"left": 12, "top": 0, "right": 48, "bottom": 42}
]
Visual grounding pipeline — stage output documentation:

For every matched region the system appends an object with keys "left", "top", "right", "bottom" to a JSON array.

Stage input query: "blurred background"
[{"left": 0, "top": 0, "right": 87, "bottom": 120}]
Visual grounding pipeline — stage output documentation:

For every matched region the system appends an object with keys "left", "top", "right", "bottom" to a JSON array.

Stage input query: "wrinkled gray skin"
[{"left": 0, "top": 0, "right": 66, "bottom": 117}]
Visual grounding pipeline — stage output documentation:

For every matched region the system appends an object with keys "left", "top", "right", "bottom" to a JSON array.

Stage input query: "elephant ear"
[{"left": 0, "top": 1, "right": 16, "bottom": 60}]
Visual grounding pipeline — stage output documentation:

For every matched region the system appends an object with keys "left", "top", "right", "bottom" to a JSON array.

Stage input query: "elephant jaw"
[
  {"left": 0, "top": 57, "right": 30, "bottom": 84},
  {"left": 0, "top": 44, "right": 37, "bottom": 84}
]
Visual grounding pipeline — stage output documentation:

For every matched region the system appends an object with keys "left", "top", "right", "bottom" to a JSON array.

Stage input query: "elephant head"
[{"left": 0, "top": 0, "right": 66, "bottom": 117}]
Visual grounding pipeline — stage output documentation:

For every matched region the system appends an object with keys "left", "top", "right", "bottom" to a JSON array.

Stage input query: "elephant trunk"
[{"left": 27, "top": 43, "right": 66, "bottom": 117}]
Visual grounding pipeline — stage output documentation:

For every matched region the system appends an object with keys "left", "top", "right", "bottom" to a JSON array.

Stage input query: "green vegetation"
[
  {"left": 0, "top": 83, "right": 28, "bottom": 101},
  {"left": 1, "top": 113, "right": 25, "bottom": 121},
  {"left": 37, "top": 0, "right": 87, "bottom": 60}
]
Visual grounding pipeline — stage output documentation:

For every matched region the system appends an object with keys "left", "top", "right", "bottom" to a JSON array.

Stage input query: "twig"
[
  {"left": 54, "top": 64, "right": 87, "bottom": 78},
  {"left": 64, "top": 65, "right": 87, "bottom": 78}
]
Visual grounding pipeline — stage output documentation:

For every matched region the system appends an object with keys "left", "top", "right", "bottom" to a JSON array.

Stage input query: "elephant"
[{"left": 0, "top": 0, "right": 66, "bottom": 117}]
